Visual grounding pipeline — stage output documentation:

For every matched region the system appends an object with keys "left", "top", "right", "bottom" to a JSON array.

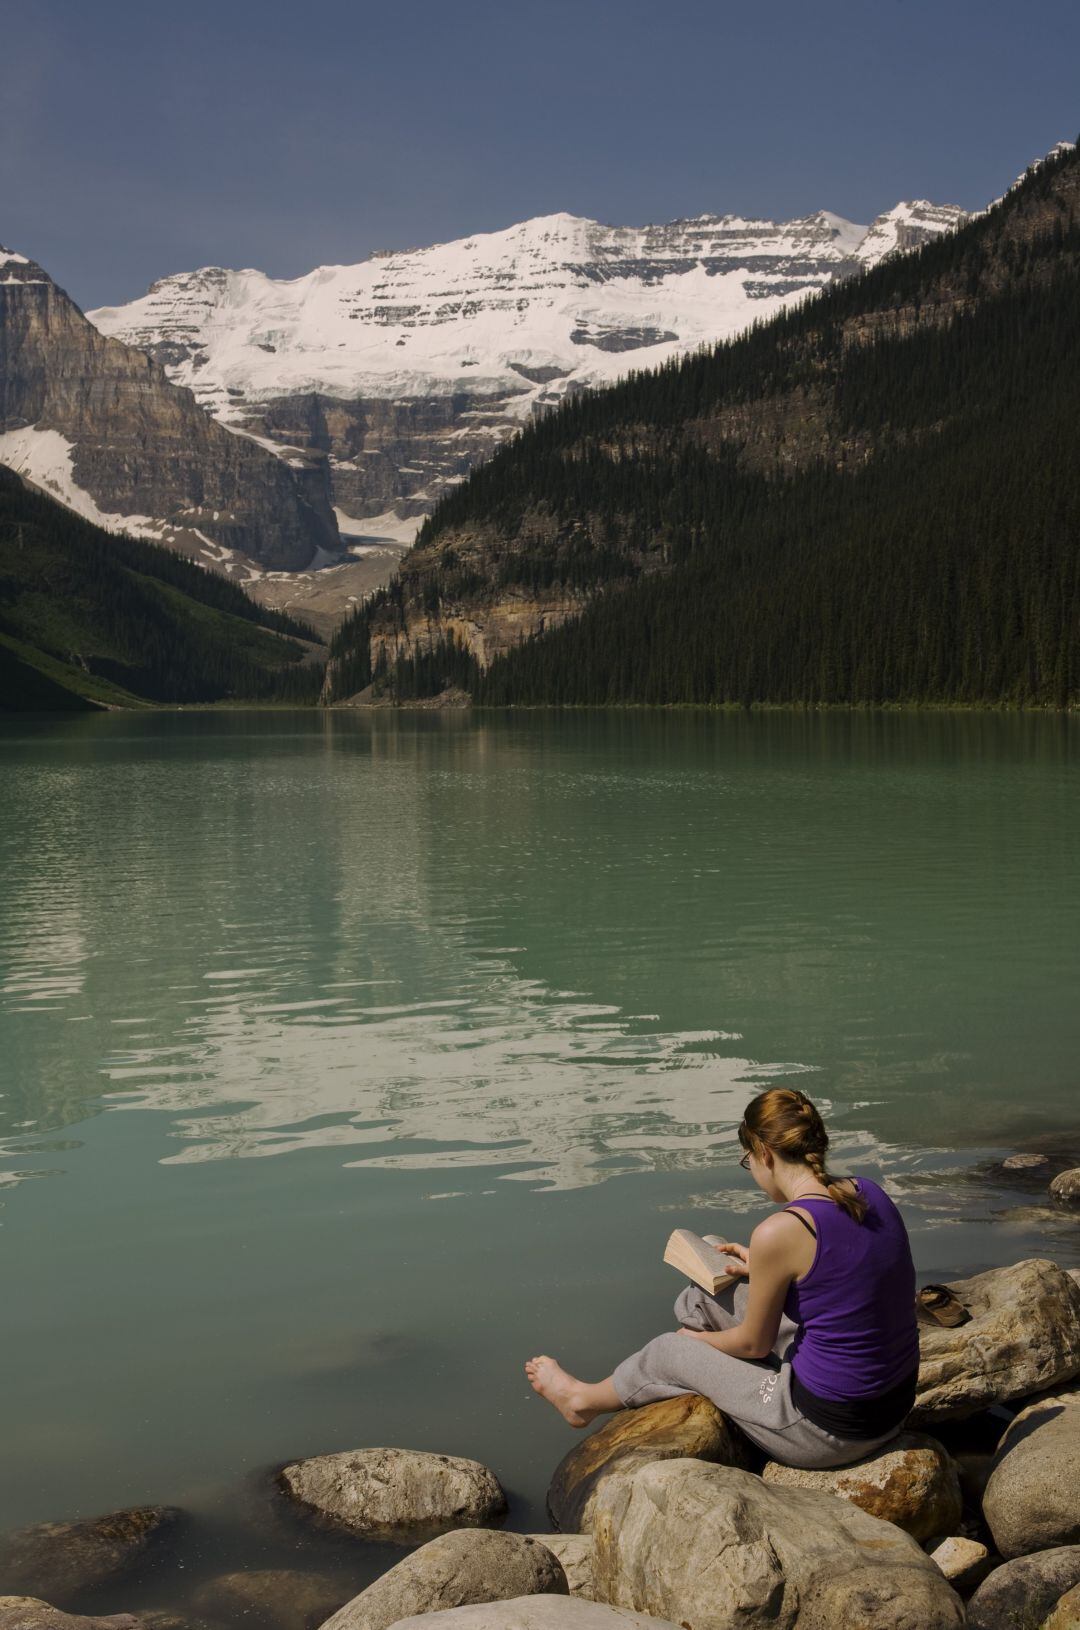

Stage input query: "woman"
[{"left": 526, "top": 1087, "right": 919, "bottom": 1469}]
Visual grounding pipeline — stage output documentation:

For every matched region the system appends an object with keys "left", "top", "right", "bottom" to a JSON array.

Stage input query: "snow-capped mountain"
[{"left": 88, "top": 200, "right": 966, "bottom": 524}]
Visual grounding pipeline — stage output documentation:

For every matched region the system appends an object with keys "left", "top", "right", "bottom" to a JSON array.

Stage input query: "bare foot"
[{"left": 524, "top": 1354, "right": 599, "bottom": 1427}]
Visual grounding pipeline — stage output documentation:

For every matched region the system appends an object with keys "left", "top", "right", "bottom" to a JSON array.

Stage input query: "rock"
[
  {"left": 1051, "top": 1169, "right": 1080, "bottom": 1203},
  {"left": 590, "top": 1457, "right": 963, "bottom": 1629},
  {"left": 1002, "top": 1153, "right": 1051, "bottom": 1170},
  {"left": 1042, "top": 1582, "right": 1080, "bottom": 1628},
  {"left": 526, "top": 1537, "right": 597, "bottom": 1600},
  {"left": 912, "top": 1258, "right": 1080, "bottom": 1423},
  {"left": 546, "top": 1394, "right": 753, "bottom": 1533},
  {"left": 0, "top": 1508, "right": 182, "bottom": 1604},
  {"left": 319, "top": 1529, "right": 568, "bottom": 1630},
  {"left": 927, "top": 1536, "right": 993, "bottom": 1593},
  {"left": 0, "top": 1603, "right": 143, "bottom": 1630},
  {"left": 761, "top": 1431, "right": 961, "bottom": 1541},
  {"left": 192, "top": 1568, "right": 353, "bottom": 1629},
  {"left": 982, "top": 1387, "right": 1080, "bottom": 1557},
  {"left": 277, "top": 1446, "right": 506, "bottom": 1540},
  {"left": 390, "top": 1599, "right": 681, "bottom": 1630},
  {"left": 967, "top": 1547, "right": 1080, "bottom": 1630}
]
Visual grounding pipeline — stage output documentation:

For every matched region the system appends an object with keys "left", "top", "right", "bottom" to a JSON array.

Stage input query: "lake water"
[{"left": 1, "top": 710, "right": 1078, "bottom": 1617}]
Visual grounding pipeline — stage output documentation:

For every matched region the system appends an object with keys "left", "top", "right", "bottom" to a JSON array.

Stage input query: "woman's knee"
[{"left": 674, "top": 1284, "right": 711, "bottom": 1328}]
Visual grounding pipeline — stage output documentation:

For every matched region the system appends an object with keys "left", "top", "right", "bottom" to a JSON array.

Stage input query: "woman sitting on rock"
[{"left": 526, "top": 1086, "right": 919, "bottom": 1469}]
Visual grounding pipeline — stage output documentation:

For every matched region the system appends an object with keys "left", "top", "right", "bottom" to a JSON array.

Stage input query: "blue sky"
[{"left": 2, "top": 0, "right": 1077, "bottom": 309}]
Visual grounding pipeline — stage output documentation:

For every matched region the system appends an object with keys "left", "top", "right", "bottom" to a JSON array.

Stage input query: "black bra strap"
[{"left": 783, "top": 1206, "right": 818, "bottom": 1238}]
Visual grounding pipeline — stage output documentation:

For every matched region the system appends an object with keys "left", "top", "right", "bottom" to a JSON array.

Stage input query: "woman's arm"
[{"left": 679, "top": 1214, "right": 797, "bottom": 1360}]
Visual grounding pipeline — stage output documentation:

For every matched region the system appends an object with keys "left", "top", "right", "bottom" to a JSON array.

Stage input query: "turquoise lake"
[{"left": 1, "top": 709, "right": 1078, "bottom": 1615}]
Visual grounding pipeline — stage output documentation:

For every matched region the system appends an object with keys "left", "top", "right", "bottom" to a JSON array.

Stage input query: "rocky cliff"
[{"left": 0, "top": 247, "right": 338, "bottom": 574}]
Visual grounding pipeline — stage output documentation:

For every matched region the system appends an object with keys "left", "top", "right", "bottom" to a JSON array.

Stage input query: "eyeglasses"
[{"left": 739, "top": 1150, "right": 752, "bottom": 1170}]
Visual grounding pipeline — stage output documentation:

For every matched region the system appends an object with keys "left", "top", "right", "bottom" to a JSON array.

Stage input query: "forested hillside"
[
  {"left": 0, "top": 469, "right": 322, "bottom": 709},
  {"left": 327, "top": 142, "right": 1080, "bottom": 708}
]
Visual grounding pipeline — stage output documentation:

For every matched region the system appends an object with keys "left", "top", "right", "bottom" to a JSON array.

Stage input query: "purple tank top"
[{"left": 782, "top": 1176, "right": 919, "bottom": 1401}]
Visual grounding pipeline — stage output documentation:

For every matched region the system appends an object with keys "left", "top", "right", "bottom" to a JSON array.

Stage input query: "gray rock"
[
  {"left": 967, "top": 1547, "right": 1080, "bottom": 1630},
  {"left": 913, "top": 1258, "right": 1080, "bottom": 1423},
  {"left": 761, "top": 1431, "right": 961, "bottom": 1541},
  {"left": 319, "top": 1530, "right": 567, "bottom": 1630},
  {"left": 192, "top": 1567, "right": 352, "bottom": 1629},
  {"left": 589, "top": 1456, "right": 963, "bottom": 1629},
  {"left": 0, "top": 1603, "right": 143, "bottom": 1630},
  {"left": 927, "top": 1536, "right": 993, "bottom": 1593},
  {"left": 547, "top": 1393, "right": 753, "bottom": 1534},
  {"left": 0, "top": 1508, "right": 182, "bottom": 1605},
  {"left": 278, "top": 1446, "right": 506, "bottom": 1540},
  {"left": 983, "top": 1387, "right": 1080, "bottom": 1557},
  {"left": 526, "top": 1537, "right": 597, "bottom": 1599},
  {"left": 390, "top": 1599, "right": 681, "bottom": 1630},
  {"left": 1051, "top": 1169, "right": 1080, "bottom": 1203}
]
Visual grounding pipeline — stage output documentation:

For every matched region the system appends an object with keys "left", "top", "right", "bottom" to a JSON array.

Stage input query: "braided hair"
[{"left": 737, "top": 1088, "right": 867, "bottom": 1223}]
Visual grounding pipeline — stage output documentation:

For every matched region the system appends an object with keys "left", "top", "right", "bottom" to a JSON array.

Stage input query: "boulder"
[
  {"left": 192, "top": 1567, "right": 352, "bottom": 1629},
  {"left": 982, "top": 1387, "right": 1080, "bottom": 1557},
  {"left": 277, "top": 1447, "right": 506, "bottom": 1540},
  {"left": 967, "top": 1547, "right": 1080, "bottom": 1630},
  {"left": 547, "top": 1394, "right": 753, "bottom": 1533},
  {"left": 390, "top": 1599, "right": 681, "bottom": 1630},
  {"left": 319, "top": 1529, "right": 567, "bottom": 1630},
  {"left": 912, "top": 1259, "right": 1080, "bottom": 1423},
  {"left": 1050, "top": 1169, "right": 1080, "bottom": 1203},
  {"left": 1042, "top": 1583, "right": 1080, "bottom": 1629},
  {"left": 761, "top": 1431, "right": 961, "bottom": 1541},
  {"left": 526, "top": 1537, "right": 597, "bottom": 1599},
  {"left": 927, "top": 1536, "right": 993, "bottom": 1594},
  {"left": 589, "top": 1457, "right": 963, "bottom": 1629},
  {"left": 0, "top": 1604, "right": 143, "bottom": 1630},
  {"left": 0, "top": 1509, "right": 182, "bottom": 1604}
]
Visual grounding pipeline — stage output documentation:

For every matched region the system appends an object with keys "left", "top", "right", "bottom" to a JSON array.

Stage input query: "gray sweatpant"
[{"left": 611, "top": 1280, "right": 903, "bottom": 1469}]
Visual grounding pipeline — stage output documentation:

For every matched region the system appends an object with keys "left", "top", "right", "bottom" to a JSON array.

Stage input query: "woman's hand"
[{"left": 717, "top": 1242, "right": 750, "bottom": 1277}]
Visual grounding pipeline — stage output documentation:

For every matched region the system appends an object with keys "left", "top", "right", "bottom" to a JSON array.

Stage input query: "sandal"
[{"left": 917, "top": 1284, "right": 971, "bottom": 1327}]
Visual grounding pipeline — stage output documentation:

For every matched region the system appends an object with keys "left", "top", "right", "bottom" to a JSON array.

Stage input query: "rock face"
[
  {"left": 547, "top": 1394, "right": 753, "bottom": 1533},
  {"left": 589, "top": 1457, "right": 963, "bottom": 1629},
  {"left": 319, "top": 1529, "right": 567, "bottom": 1630},
  {"left": 761, "top": 1432, "right": 962, "bottom": 1542},
  {"left": 1043, "top": 1583, "right": 1080, "bottom": 1628},
  {"left": 1050, "top": 1168, "right": 1080, "bottom": 1202},
  {"left": 966, "top": 1547, "right": 1080, "bottom": 1630},
  {"left": 390, "top": 1599, "right": 681, "bottom": 1630},
  {"left": 982, "top": 1387, "right": 1080, "bottom": 1557},
  {"left": 0, "top": 1506, "right": 182, "bottom": 1604},
  {"left": 0, "top": 1604, "right": 144, "bottom": 1630},
  {"left": 912, "top": 1259, "right": 1080, "bottom": 1422},
  {"left": 0, "top": 246, "right": 337, "bottom": 574},
  {"left": 278, "top": 1446, "right": 507, "bottom": 1539},
  {"left": 526, "top": 1537, "right": 597, "bottom": 1600},
  {"left": 192, "top": 1567, "right": 352, "bottom": 1629},
  {"left": 87, "top": 204, "right": 966, "bottom": 529}
]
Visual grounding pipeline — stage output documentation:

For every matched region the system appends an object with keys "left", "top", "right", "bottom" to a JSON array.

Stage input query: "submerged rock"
[
  {"left": 912, "top": 1258, "right": 1080, "bottom": 1422},
  {"left": 982, "top": 1386, "right": 1080, "bottom": 1557},
  {"left": 761, "top": 1431, "right": 961, "bottom": 1541},
  {"left": 277, "top": 1446, "right": 506, "bottom": 1540},
  {"left": 589, "top": 1456, "right": 963, "bottom": 1628},
  {"left": 390, "top": 1599, "right": 681, "bottom": 1630},
  {"left": 319, "top": 1529, "right": 567, "bottom": 1630},
  {"left": 0, "top": 1603, "right": 144, "bottom": 1630},
  {"left": 526, "top": 1537, "right": 597, "bottom": 1599},
  {"left": 192, "top": 1567, "right": 353, "bottom": 1629},
  {"left": 547, "top": 1394, "right": 753, "bottom": 1533},
  {"left": 0, "top": 1508, "right": 182, "bottom": 1605},
  {"left": 967, "top": 1546, "right": 1080, "bottom": 1630}
]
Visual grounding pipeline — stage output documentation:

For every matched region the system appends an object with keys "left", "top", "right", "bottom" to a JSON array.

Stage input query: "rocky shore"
[{"left": 3, "top": 1171, "right": 1079, "bottom": 1630}]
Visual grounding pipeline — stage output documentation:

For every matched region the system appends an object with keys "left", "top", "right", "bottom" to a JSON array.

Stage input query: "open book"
[{"left": 663, "top": 1230, "right": 741, "bottom": 1294}]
